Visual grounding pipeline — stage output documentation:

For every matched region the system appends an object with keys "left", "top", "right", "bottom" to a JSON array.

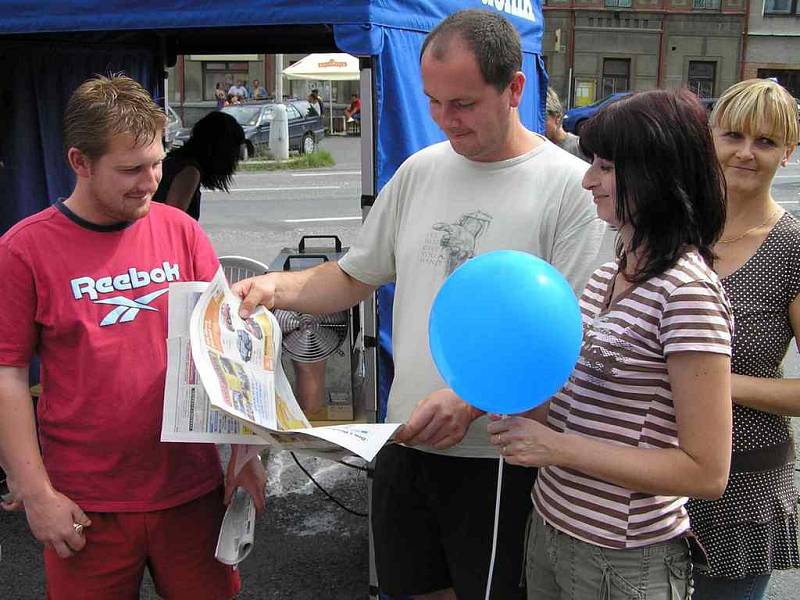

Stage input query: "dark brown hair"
[{"left": 580, "top": 89, "right": 726, "bottom": 282}]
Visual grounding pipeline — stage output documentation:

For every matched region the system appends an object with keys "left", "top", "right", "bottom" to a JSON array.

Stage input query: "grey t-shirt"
[
  {"left": 558, "top": 132, "right": 591, "bottom": 163},
  {"left": 339, "top": 139, "right": 609, "bottom": 457}
]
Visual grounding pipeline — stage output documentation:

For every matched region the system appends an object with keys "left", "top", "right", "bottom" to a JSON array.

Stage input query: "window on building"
[
  {"left": 692, "top": 0, "right": 721, "bottom": 9},
  {"left": 765, "top": 0, "right": 800, "bottom": 12},
  {"left": 605, "top": 0, "right": 632, "bottom": 7},
  {"left": 757, "top": 68, "right": 800, "bottom": 97},
  {"left": 602, "top": 58, "right": 630, "bottom": 97},
  {"left": 202, "top": 62, "right": 249, "bottom": 101},
  {"left": 688, "top": 61, "right": 716, "bottom": 98}
]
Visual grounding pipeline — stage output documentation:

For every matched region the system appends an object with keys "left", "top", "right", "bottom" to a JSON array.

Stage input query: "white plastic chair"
[{"left": 219, "top": 255, "right": 269, "bottom": 284}]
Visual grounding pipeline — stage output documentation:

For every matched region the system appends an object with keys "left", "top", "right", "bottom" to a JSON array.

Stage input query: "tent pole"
[{"left": 329, "top": 80, "right": 333, "bottom": 134}]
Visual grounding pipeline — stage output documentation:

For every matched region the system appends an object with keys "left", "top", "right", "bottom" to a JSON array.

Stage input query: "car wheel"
[
  {"left": 239, "top": 143, "right": 249, "bottom": 161},
  {"left": 301, "top": 133, "right": 316, "bottom": 155}
]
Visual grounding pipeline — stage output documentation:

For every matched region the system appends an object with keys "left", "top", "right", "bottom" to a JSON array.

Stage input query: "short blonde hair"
[
  {"left": 64, "top": 74, "right": 167, "bottom": 159},
  {"left": 546, "top": 87, "right": 563, "bottom": 117},
  {"left": 711, "top": 78, "right": 799, "bottom": 146}
]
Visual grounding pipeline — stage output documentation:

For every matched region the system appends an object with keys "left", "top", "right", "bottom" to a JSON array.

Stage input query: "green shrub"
[{"left": 240, "top": 149, "right": 335, "bottom": 172}]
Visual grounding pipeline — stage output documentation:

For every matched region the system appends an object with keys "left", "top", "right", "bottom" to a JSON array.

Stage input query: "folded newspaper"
[
  {"left": 215, "top": 487, "right": 256, "bottom": 566},
  {"left": 161, "top": 268, "right": 401, "bottom": 461}
]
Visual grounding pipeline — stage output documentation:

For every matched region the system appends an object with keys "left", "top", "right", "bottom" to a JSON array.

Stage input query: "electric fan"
[{"left": 273, "top": 309, "right": 349, "bottom": 363}]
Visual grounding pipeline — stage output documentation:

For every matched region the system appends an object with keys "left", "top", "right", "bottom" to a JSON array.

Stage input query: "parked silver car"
[{"left": 164, "top": 105, "right": 182, "bottom": 149}]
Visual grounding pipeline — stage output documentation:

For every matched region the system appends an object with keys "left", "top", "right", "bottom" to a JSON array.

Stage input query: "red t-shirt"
[{"left": 0, "top": 202, "right": 222, "bottom": 511}]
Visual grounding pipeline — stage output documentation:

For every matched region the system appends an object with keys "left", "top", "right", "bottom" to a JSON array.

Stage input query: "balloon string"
[{"left": 485, "top": 452, "right": 505, "bottom": 600}]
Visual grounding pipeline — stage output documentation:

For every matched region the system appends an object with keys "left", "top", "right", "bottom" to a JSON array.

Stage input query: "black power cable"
[
  {"left": 290, "top": 452, "right": 368, "bottom": 517},
  {"left": 337, "top": 458, "right": 369, "bottom": 472}
]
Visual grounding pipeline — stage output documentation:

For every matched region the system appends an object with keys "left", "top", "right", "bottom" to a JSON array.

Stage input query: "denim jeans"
[
  {"left": 526, "top": 511, "right": 692, "bottom": 599},
  {"left": 692, "top": 573, "right": 770, "bottom": 600}
]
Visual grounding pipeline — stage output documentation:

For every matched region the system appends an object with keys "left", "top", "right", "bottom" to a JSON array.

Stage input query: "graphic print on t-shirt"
[
  {"left": 420, "top": 210, "right": 492, "bottom": 276},
  {"left": 581, "top": 316, "right": 635, "bottom": 381},
  {"left": 69, "top": 261, "right": 180, "bottom": 327}
]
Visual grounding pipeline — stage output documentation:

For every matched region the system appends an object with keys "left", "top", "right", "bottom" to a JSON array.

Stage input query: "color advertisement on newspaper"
[{"left": 162, "top": 269, "right": 400, "bottom": 462}]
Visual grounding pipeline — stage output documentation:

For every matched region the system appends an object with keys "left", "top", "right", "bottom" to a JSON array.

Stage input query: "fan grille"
[{"left": 273, "top": 309, "right": 349, "bottom": 363}]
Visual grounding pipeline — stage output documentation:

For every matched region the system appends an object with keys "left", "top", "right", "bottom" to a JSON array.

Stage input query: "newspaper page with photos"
[
  {"left": 186, "top": 268, "right": 400, "bottom": 462},
  {"left": 162, "top": 282, "right": 259, "bottom": 444}
]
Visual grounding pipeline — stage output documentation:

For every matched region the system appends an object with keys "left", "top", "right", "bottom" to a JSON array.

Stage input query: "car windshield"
[
  {"left": 222, "top": 105, "right": 274, "bottom": 126},
  {"left": 594, "top": 93, "right": 624, "bottom": 108}
]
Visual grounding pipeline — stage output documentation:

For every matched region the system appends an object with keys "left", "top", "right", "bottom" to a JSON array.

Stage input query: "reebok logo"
[
  {"left": 95, "top": 289, "right": 169, "bottom": 327},
  {"left": 71, "top": 262, "right": 180, "bottom": 300}
]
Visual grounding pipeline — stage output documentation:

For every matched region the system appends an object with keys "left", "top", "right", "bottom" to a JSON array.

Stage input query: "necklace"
[{"left": 718, "top": 207, "right": 780, "bottom": 244}]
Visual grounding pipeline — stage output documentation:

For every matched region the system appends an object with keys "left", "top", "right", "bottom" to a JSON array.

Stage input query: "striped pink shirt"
[{"left": 533, "top": 252, "right": 733, "bottom": 549}]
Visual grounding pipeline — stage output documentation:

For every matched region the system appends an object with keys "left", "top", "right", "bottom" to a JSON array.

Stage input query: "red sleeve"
[
  {"left": 0, "top": 243, "right": 38, "bottom": 366},
  {"left": 190, "top": 221, "right": 221, "bottom": 282}
]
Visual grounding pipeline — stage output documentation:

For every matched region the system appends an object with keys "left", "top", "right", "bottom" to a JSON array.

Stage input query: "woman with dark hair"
[
  {"left": 687, "top": 79, "right": 800, "bottom": 600},
  {"left": 488, "top": 89, "right": 734, "bottom": 598},
  {"left": 153, "top": 111, "right": 244, "bottom": 220}
]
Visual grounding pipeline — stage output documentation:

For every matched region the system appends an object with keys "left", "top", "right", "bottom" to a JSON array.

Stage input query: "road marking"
[
  {"left": 775, "top": 175, "right": 800, "bottom": 179},
  {"left": 291, "top": 171, "right": 360, "bottom": 177},
  {"left": 777, "top": 200, "right": 799, "bottom": 205},
  {"left": 205, "top": 186, "right": 341, "bottom": 193},
  {"left": 284, "top": 216, "right": 362, "bottom": 223}
]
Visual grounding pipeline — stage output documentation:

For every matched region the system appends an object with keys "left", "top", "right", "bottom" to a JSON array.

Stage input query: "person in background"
[
  {"left": 545, "top": 87, "right": 590, "bottom": 162},
  {"left": 687, "top": 78, "right": 800, "bottom": 600},
  {"left": 489, "top": 89, "right": 734, "bottom": 599},
  {"left": 0, "top": 74, "right": 265, "bottom": 600},
  {"left": 308, "top": 89, "right": 323, "bottom": 117},
  {"left": 345, "top": 93, "right": 361, "bottom": 122},
  {"left": 233, "top": 10, "right": 606, "bottom": 599},
  {"left": 215, "top": 82, "right": 226, "bottom": 109},
  {"left": 153, "top": 111, "right": 244, "bottom": 221},
  {"left": 251, "top": 79, "right": 266, "bottom": 100},
  {"left": 227, "top": 80, "right": 247, "bottom": 101}
]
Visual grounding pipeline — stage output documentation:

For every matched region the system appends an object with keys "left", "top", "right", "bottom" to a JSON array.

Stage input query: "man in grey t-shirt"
[
  {"left": 545, "top": 87, "right": 591, "bottom": 163},
  {"left": 234, "top": 10, "right": 606, "bottom": 600}
]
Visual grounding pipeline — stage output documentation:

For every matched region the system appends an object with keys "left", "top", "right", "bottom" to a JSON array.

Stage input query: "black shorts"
[{"left": 372, "top": 444, "right": 536, "bottom": 599}]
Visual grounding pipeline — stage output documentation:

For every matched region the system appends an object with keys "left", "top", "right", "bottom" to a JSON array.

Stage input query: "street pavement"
[{"left": 1, "top": 138, "right": 799, "bottom": 598}]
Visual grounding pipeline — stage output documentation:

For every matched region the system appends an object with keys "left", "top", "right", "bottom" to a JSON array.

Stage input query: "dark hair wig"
[
  {"left": 170, "top": 111, "right": 244, "bottom": 191},
  {"left": 579, "top": 89, "right": 726, "bottom": 283}
]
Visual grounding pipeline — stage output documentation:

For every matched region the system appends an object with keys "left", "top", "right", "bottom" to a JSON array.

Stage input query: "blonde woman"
[{"left": 687, "top": 79, "right": 800, "bottom": 600}]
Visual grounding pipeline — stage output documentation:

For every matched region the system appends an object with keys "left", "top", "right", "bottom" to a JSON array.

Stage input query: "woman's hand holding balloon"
[
  {"left": 487, "top": 416, "right": 560, "bottom": 468},
  {"left": 394, "top": 388, "right": 483, "bottom": 449}
]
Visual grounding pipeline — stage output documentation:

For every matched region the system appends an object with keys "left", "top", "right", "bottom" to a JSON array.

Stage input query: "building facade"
[
  {"left": 543, "top": 0, "right": 746, "bottom": 107},
  {"left": 742, "top": 0, "right": 800, "bottom": 97}
]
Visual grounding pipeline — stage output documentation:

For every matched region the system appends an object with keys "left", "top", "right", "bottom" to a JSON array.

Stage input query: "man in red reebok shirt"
[{"left": 0, "top": 75, "right": 266, "bottom": 599}]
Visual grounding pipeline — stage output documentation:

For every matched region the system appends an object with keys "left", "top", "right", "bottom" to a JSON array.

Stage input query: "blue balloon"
[{"left": 428, "top": 250, "right": 583, "bottom": 415}]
